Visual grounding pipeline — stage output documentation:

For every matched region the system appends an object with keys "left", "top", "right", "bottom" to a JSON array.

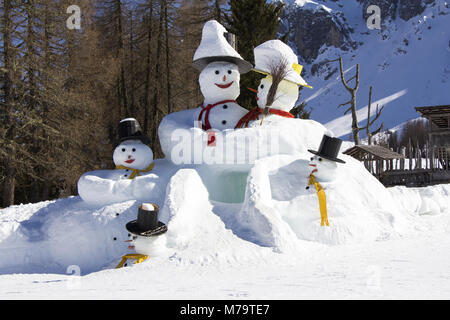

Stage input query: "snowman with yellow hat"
[{"left": 236, "top": 40, "right": 311, "bottom": 128}]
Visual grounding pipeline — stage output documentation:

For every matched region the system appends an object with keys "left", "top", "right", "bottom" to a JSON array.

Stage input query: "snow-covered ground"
[
  {"left": 1, "top": 215, "right": 450, "bottom": 299},
  {"left": 1, "top": 173, "right": 449, "bottom": 299}
]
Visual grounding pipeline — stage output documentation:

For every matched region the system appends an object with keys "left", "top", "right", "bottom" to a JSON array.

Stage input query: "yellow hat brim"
[{"left": 252, "top": 69, "right": 312, "bottom": 89}]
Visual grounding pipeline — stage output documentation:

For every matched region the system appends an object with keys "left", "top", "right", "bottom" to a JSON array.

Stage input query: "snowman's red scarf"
[
  {"left": 198, "top": 99, "right": 237, "bottom": 146},
  {"left": 235, "top": 107, "right": 294, "bottom": 129}
]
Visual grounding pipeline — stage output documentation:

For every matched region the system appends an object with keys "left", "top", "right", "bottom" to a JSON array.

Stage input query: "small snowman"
[
  {"left": 193, "top": 20, "right": 252, "bottom": 144},
  {"left": 113, "top": 118, "right": 154, "bottom": 180},
  {"left": 117, "top": 203, "right": 168, "bottom": 268},
  {"left": 77, "top": 118, "right": 155, "bottom": 205},
  {"left": 236, "top": 40, "right": 311, "bottom": 128},
  {"left": 306, "top": 135, "right": 346, "bottom": 226}
]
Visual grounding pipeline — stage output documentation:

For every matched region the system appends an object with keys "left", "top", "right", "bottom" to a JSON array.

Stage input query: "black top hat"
[
  {"left": 118, "top": 118, "right": 151, "bottom": 145},
  {"left": 308, "top": 135, "right": 346, "bottom": 164},
  {"left": 126, "top": 204, "right": 167, "bottom": 237}
]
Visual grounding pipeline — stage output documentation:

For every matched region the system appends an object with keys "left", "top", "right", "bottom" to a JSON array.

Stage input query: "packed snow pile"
[{"left": 1, "top": 152, "right": 449, "bottom": 275}]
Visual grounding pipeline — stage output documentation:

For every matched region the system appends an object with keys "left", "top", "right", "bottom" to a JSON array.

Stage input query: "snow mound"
[
  {"left": 1, "top": 175, "right": 449, "bottom": 275},
  {"left": 157, "top": 169, "right": 270, "bottom": 266},
  {"left": 0, "top": 198, "right": 136, "bottom": 274},
  {"left": 159, "top": 110, "right": 328, "bottom": 167},
  {"left": 77, "top": 159, "right": 178, "bottom": 206},
  {"left": 1, "top": 117, "right": 449, "bottom": 275},
  {"left": 232, "top": 154, "right": 420, "bottom": 249}
]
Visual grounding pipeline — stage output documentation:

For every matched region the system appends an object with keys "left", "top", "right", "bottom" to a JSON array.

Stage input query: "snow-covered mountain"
[{"left": 275, "top": 0, "right": 449, "bottom": 137}]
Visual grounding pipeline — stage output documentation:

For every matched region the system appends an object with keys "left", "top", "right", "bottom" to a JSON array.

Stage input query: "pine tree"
[
  {"left": 224, "top": 0, "right": 284, "bottom": 109},
  {"left": 290, "top": 101, "right": 311, "bottom": 119}
]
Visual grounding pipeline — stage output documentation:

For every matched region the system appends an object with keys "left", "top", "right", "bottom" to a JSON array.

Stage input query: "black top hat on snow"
[
  {"left": 126, "top": 203, "right": 167, "bottom": 237},
  {"left": 118, "top": 118, "right": 151, "bottom": 145},
  {"left": 308, "top": 135, "right": 346, "bottom": 164}
]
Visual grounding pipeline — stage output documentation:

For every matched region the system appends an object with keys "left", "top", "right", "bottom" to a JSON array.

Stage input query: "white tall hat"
[
  {"left": 193, "top": 20, "right": 252, "bottom": 74},
  {"left": 253, "top": 40, "right": 311, "bottom": 88}
]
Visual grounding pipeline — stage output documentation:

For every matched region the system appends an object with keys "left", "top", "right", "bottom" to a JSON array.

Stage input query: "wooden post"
[
  {"left": 224, "top": 33, "right": 237, "bottom": 50},
  {"left": 445, "top": 147, "right": 449, "bottom": 171},
  {"left": 429, "top": 117, "right": 434, "bottom": 171},
  {"left": 408, "top": 138, "right": 413, "bottom": 171},
  {"left": 431, "top": 147, "right": 435, "bottom": 171},
  {"left": 416, "top": 141, "right": 421, "bottom": 170}
]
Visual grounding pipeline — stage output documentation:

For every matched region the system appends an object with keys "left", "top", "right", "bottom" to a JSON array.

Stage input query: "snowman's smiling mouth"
[
  {"left": 309, "top": 164, "right": 318, "bottom": 174},
  {"left": 215, "top": 81, "right": 234, "bottom": 89},
  {"left": 125, "top": 159, "right": 135, "bottom": 164}
]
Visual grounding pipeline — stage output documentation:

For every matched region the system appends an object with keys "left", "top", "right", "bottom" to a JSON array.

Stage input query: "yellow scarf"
[
  {"left": 115, "top": 162, "right": 155, "bottom": 180},
  {"left": 308, "top": 173, "right": 329, "bottom": 227}
]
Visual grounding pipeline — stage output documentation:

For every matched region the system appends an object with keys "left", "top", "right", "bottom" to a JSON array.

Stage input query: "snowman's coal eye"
[
  {"left": 132, "top": 148, "right": 136, "bottom": 152},
  {"left": 260, "top": 84, "right": 264, "bottom": 89},
  {"left": 133, "top": 236, "right": 137, "bottom": 240},
  {"left": 222, "top": 120, "right": 227, "bottom": 125},
  {"left": 311, "top": 157, "right": 314, "bottom": 161},
  {"left": 319, "top": 158, "right": 323, "bottom": 162},
  {"left": 215, "top": 70, "right": 220, "bottom": 75},
  {"left": 122, "top": 148, "right": 126, "bottom": 152},
  {"left": 228, "top": 70, "right": 232, "bottom": 75}
]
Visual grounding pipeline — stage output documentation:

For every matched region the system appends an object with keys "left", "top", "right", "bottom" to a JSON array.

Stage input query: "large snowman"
[
  {"left": 78, "top": 118, "right": 160, "bottom": 206},
  {"left": 192, "top": 20, "right": 252, "bottom": 137},
  {"left": 236, "top": 40, "right": 312, "bottom": 128},
  {"left": 158, "top": 20, "right": 252, "bottom": 160}
]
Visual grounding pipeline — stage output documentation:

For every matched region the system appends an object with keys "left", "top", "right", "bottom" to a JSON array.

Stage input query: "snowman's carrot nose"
[
  {"left": 247, "top": 87, "right": 258, "bottom": 93},
  {"left": 223, "top": 75, "right": 227, "bottom": 82},
  {"left": 125, "top": 240, "right": 133, "bottom": 243}
]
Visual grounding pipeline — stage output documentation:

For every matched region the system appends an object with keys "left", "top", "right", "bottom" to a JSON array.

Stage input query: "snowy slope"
[{"left": 277, "top": 0, "right": 449, "bottom": 137}]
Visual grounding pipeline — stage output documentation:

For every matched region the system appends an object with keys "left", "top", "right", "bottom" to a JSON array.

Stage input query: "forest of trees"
[
  {"left": 1, "top": 0, "right": 311, "bottom": 207},
  {"left": 381, "top": 118, "right": 429, "bottom": 157}
]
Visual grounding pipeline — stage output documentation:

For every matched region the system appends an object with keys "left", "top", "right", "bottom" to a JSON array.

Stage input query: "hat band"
[{"left": 292, "top": 63, "right": 303, "bottom": 75}]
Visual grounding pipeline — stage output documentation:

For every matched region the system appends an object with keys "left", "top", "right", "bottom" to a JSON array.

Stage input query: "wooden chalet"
[
  {"left": 343, "top": 144, "right": 405, "bottom": 181},
  {"left": 415, "top": 105, "right": 450, "bottom": 171}
]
